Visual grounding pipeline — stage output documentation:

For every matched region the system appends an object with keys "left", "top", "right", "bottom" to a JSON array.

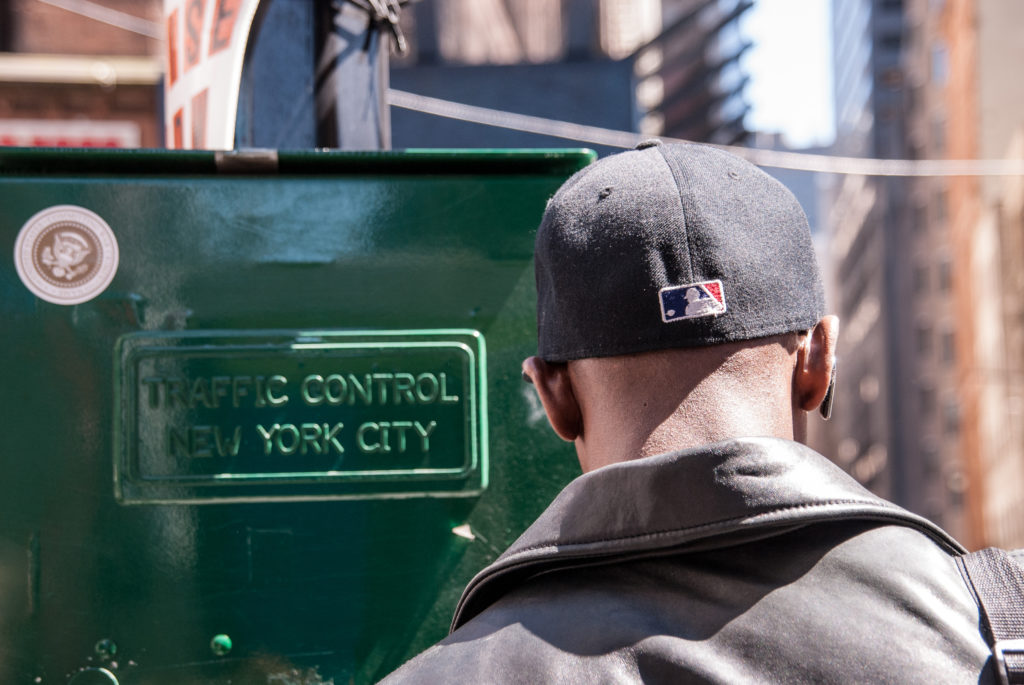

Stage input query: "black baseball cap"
[{"left": 535, "top": 140, "right": 825, "bottom": 362}]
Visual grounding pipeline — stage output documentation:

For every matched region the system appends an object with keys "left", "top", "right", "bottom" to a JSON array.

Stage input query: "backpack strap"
[{"left": 957, "top": 547, "right": 1024, "bottom": 685}]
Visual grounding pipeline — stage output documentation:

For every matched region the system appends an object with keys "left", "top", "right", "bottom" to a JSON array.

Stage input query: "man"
[{"left": 382, "top": 141, "right": 992, "bottom": 683}]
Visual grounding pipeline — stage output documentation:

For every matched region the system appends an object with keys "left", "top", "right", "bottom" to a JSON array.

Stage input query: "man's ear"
[
  {"left": 522, "top": 356, "right": 582, "bottom": 442},
  {"left": 795, "top": 315, "right": 839, "bottom": 413}
]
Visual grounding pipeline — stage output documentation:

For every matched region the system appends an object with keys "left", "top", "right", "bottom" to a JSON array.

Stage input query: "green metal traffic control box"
[{"left": 0, "top": 148, "right": 594, "bottom": 684}]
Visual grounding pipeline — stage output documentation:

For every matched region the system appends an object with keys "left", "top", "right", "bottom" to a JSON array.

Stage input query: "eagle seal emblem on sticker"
[
  {"left": 659, "top": 279, "right": 726, "bottom": 322},
  {"left": 14, "top": 205, "right": 119, "bottom": 305}
]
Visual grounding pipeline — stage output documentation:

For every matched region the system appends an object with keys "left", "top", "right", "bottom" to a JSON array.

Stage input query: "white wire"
[
  {"left": 388, "top": 88, "right": 1024, "bottom": 177},
  {"left": 388, "top": 88, "right": 645, "bottom": 149},
  {"left": 37, "top": 0, "right": 163, "bottom": 39}
]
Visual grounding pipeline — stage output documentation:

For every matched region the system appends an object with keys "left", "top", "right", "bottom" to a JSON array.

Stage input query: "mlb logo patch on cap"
[{"left": 659, "top": 280, "right": 726, "bottom": 323}]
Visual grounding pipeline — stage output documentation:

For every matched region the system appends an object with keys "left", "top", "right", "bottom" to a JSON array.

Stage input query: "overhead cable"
[
  {"left": 37, "top": 0, "right": 162, "bottom": 39},
  {"left": 387, "top": 89, "right": 1024, "bottom": 177}
]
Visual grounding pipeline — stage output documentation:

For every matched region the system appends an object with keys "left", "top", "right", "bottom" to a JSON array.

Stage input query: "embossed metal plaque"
[{"left": 115, "top": 330, "right": 486, "bottom": 503}]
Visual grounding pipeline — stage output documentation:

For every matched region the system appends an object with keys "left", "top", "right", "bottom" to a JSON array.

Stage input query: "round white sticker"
[{"left": 13, "top": 205, "right": 120, "bottom": 305}]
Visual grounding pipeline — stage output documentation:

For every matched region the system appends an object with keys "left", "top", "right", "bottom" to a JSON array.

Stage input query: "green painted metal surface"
[{"left": 0, "top": 148, "right": 594, "bottom": 684}]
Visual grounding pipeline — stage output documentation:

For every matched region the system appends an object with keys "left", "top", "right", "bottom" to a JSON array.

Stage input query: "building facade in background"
[
  {"left": 941, "top": 0, "right": 1024, "bottom": 548},
  {"left": 1, "top": 0, "right": 750, "bottom": 153},
  {"left": 820, "top": 0, "right": 913, "bottom": 531},
  {"left": 822, "top": 0, "right": 1024, "bottom": 548},
  {"left": 0, "top": 0, "right": 162, "bottom": 148},
  {"left": 391, "top": 0, "right": 752, "bottom": 153}
]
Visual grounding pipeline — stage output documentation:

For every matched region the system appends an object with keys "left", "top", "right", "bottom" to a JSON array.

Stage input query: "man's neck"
[
  {"left": 573, "top": 377, "right": 800, "bottom": 473},
  {"left": 566, "top": 338, "right": 804, "bottom": 474}
]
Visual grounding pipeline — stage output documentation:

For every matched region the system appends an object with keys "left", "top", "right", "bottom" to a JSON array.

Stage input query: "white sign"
[
  {"left": 163, "top": 0, "right": 262, "bottom": 150},
  {"left": 0, "top": 119, "right": 141, "bottom": 148}
]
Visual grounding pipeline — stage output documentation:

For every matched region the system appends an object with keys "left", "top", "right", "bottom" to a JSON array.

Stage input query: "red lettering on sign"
[
  {"left": 0, "top": 133, "right": 132, "bottom": 147},
  {"left": 173, "top": 108, "right": 185, "bottom": 149},
  {"left": 166, "top": 9, "right": 180, "bottom": 85},
  {"left": 191, "top": 89, "right": 209, "bottom": 149},
  {"left": 184, "top": 0, "right": 207, "bottom": 72},
  {"left": 208, "top": 0, "right": 241, "bottom": 56}
]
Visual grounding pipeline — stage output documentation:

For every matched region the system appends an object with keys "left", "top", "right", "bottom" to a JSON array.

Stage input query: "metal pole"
[
  {"left": 314, "top": 0, "right": 391, "bottom": 149},
  {"left": 235, "top": 0, "right": 392, "bottom": 150}
]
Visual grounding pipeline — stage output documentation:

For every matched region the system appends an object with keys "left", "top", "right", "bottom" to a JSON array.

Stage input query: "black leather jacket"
[{"left": 383, "top": 438, "right": 993, "bottom": 684}]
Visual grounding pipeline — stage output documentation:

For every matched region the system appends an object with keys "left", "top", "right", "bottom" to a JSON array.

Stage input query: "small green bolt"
[
  {"left": 94, "top": 639, "right": 117, "bottom": 660},
  {"left": 210, "top": 634, "right": 232, "bottom": 657}
]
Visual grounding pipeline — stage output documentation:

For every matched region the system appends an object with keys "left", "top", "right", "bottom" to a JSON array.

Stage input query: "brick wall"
[
  {"left": 9, "top": 0, "right": 161, "bottom": 56},
  {"left": 1, "top": 0, "right": 163, "bottom": 148}
]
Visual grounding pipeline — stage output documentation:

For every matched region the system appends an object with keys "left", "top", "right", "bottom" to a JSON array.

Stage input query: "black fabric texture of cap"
[{"left": 535, "top": 140, "right": 826, "bottom": 362}]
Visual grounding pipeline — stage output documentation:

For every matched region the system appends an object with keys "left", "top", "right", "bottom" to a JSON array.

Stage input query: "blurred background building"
[
  {"left": 0, "top": 0, "right": 162, "bottom": 147},
  {"left": 816, "top": 0, "right": 939, "bottom": 534},
  {"left": 938, "top": 0, "right": 1024, "bottom": 548},
  {"left": 390, "top": 0, "right": 752, "bottom": 153},
  {"left": 817, "top": 0, "right": 1024, "bottom": 548}
]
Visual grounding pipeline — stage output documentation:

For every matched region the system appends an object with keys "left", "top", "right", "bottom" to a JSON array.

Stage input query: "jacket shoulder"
[{"left": 384, "top": 519, "right": 993, "bottom": 684}]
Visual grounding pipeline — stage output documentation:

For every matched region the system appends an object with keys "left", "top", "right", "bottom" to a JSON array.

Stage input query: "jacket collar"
[{"left": 452, "top": 437, "right": 964, "bottom": 630}]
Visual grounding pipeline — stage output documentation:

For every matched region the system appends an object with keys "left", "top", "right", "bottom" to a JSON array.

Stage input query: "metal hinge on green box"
[{"left": 115, "top": 329, "right": 487, "bottom": 503}]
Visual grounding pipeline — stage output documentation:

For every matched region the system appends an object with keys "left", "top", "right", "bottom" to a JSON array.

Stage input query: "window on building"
[
  {"left": 947, "top": 468, "right": 965, "bottom": 508},
  {"left": 916, "top": 322, "right": 932, "bottom": 355},
  {"left": 860, "top": 375, "right": 881, "bottom": 403},
  {"left": 940, "top": 329, "right": 955, "bottom": 363},
  {"left": 931, "top": 43, "right": 950, "bottom": 85},
  {"left": 931, "top": 116, "right": 946, "bottom": 154},
  {"left": 879, "top": 34, "right": 902, "bottom": 54},
  {"left": 943, "top": 396, "right": 960, "bottom": 434},
  {"left": 912, "top": 203, "right": 927, "bottom": 233},
  {"left": 937, "top": 258, "right": 952, "bottom": 291},
  {"left": 921, "top": 444, "right": 939, "bottom": 478},
  {"left": 599, "top": 0, "right": 662, "bottom": 59},
  {"left": 881, "top": 67, "right": 904, "bottom": 89},
  {"left": 0, "top": 4, "right": 11, "bottom": 52},
  {"left": 435, "top": 0, "right": 568, "bottom": 64},
  {"left": 919, "top": 384, "right": 935, "bottom": 415},
  {"left": 913, "top": 264, "right": 929, "bottom": 295},
  {"left": 934, "top": 188, "right": 948, "bottom": 226}
]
